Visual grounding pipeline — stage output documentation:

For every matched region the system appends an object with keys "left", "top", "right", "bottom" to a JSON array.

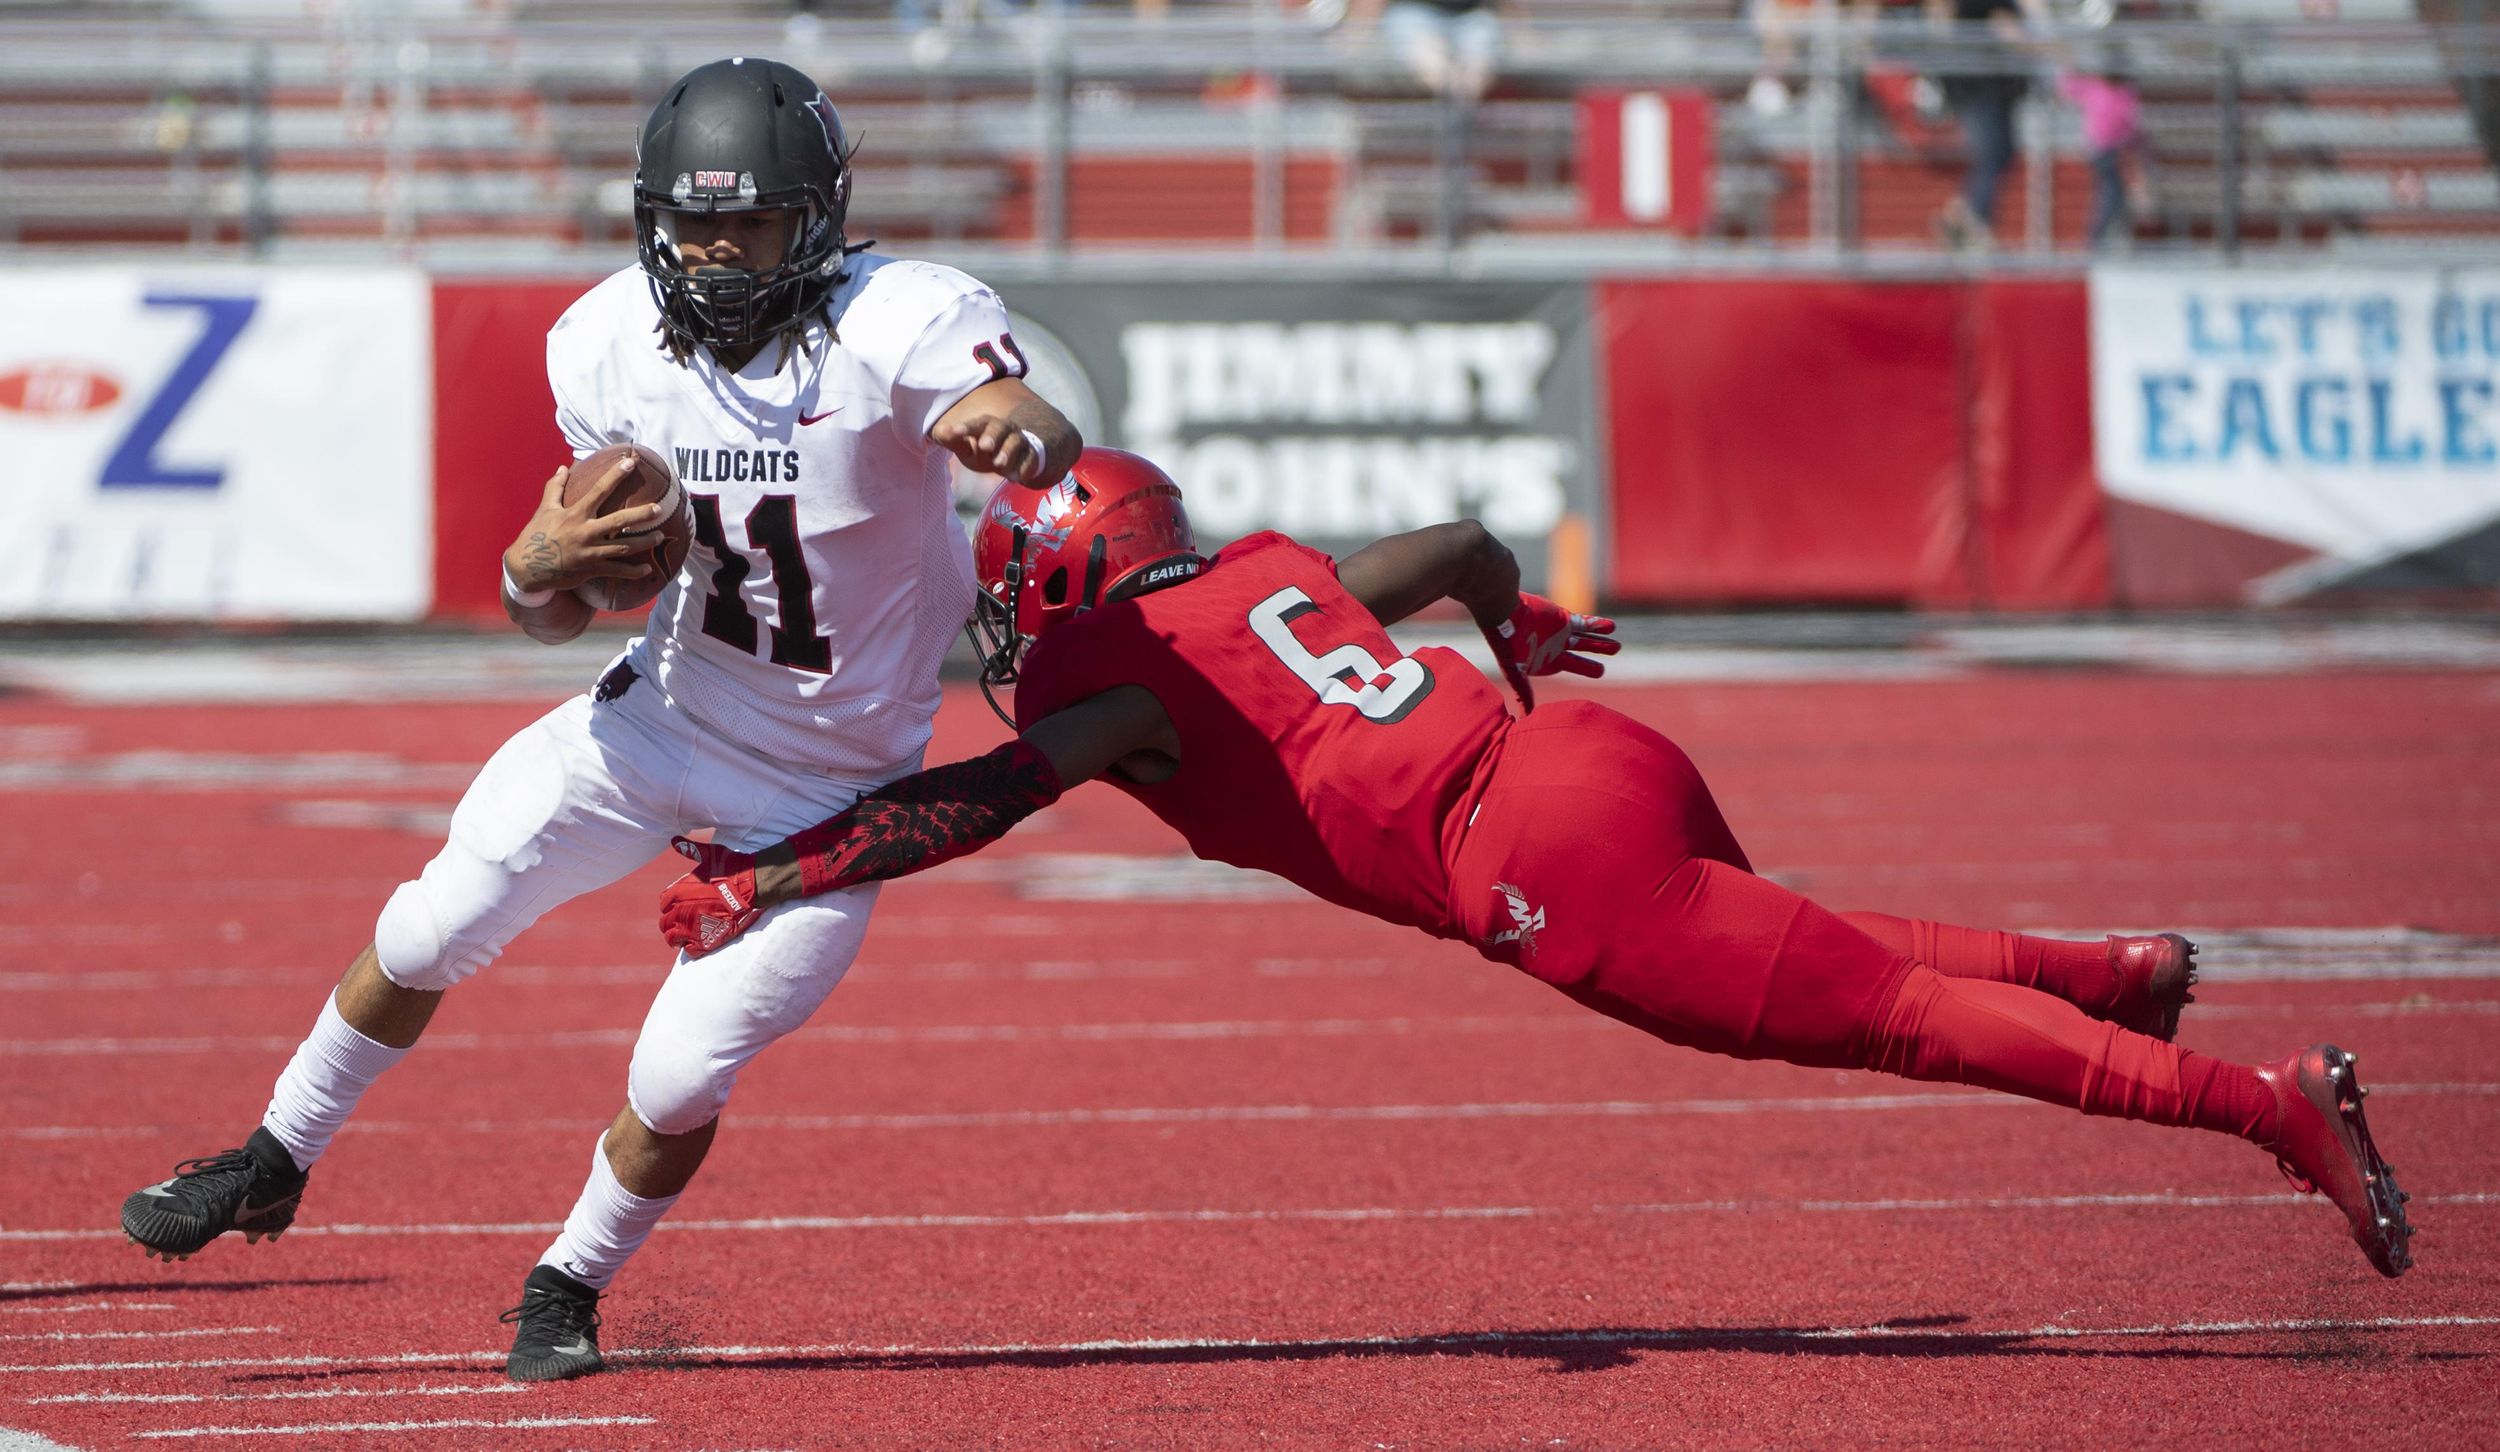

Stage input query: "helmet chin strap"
[
  {"left": 1003, "top": 525, "right": 1030, "bottom": 643},
  {"left": 1076, "top": 534, "right": 1109, "bottom": 614}
]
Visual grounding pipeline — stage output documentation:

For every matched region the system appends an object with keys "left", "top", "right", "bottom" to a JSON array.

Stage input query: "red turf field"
[{"left": 4, "top": 669, "right": 2496, "bottom": 1448}]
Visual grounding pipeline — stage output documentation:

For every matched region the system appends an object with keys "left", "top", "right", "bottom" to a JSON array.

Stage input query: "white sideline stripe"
[
  {"left": 10, "top": 1080, "right": 2494, "bottom": 1143},
  {"left": 6, "top": 1092, "right": 2019, "bottom": 1141},
  {"left": 0, "top": 1326, "right": 276, "bottom": 1344},
  {"left": 0, "top": 1016, "right": 1602, "bottom": 1057},
  {"left": 6, "top": 927, "right": 2497, "bottom": 994},
  {"left": 8, "top": 1314, "right": 2499, "bottom": 1386},
  {"left": 29, "top": 1384, "right": 527, "bottom": 1407},
  {"left": 0, "top": 1351, "right": 494, "bottom": 1375},
  {"left": 21, "top": 988, "right": 2500, "bottom": 1056},
  {"left": 0, "top": 956, "right": 1376, "bottom": 993},
  {"left": 0, "top": 1302, "right": 173, "bottom": 1315},
  {"left": 2197, "top": 1002, "right": 2500, "bottom": 1018},
  {"left": 3, "top": 1190, "right": 2492, "bottom": 1254},
  {"left": 2377, "top": 1081, "right": 2500, "bottom": 1095},
  {"left": 131, "top": 1416, "right": 655, "bottom": 1440}
]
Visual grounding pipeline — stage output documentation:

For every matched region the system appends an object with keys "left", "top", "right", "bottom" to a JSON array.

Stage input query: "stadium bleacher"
[{"left": 0, "top": 0, "right": 2488, "bottom": 259}]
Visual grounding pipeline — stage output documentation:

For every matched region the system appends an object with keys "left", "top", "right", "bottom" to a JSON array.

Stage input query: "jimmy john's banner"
[
  {"left": 0, "top": 268, "right": 432, "bottom": 619},
  {"left": 2092, "top": 265, "right": 2500, "bottom": 599},
  {"left": 988, "top": 281, "right": 1602, "bottom": 597}
]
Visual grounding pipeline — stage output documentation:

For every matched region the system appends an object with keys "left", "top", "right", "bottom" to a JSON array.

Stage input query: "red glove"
[
  {"left": 1483, "top": 593, "right": 1619, "bottom": 712},
  {"left": 659, "top": 838, "right": 762, "bottom": 959},
  {"left": 656, "top": 739, "right": 1065, "bottom": 960}
]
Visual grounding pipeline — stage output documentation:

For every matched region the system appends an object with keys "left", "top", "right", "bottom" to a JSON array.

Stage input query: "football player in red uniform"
[{"left": 660, "top": 449, "right": 2414, "bottom": 1279}]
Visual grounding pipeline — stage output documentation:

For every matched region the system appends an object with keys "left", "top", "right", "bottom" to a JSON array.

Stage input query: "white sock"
[
  {"left": 538, "top": 1134, "right": 680, "bottom": 1290},
  {"left": 259, "top": 994, "right": 411, "bottom": 1171}
]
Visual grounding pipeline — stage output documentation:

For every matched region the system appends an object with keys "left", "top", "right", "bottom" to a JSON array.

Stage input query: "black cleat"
[
  {"left": 502, "top": 1263, "right": 606, "bottom": 1382},
  {"left": 120, "top": 1127, "right": 308, "bottom": 1262}
]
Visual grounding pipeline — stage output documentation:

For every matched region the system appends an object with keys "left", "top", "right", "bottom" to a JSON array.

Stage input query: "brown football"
[{"left": 561, "top": 443, "right": 690, "bottom": 614}]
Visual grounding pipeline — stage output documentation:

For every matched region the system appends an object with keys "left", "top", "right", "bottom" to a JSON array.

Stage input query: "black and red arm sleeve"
[{"left": 783, "top": 737, "right": 1064, "bottom": 899}]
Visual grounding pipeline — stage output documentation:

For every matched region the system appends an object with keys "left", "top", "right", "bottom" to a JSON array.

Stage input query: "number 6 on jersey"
[{"left": 1249, "top": 586, "right": 1435, "bottom": 724}]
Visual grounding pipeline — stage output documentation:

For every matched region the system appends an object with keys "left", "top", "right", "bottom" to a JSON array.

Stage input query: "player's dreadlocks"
[{"left": 649, "top": 230, "right": 873, "bottom": 374}]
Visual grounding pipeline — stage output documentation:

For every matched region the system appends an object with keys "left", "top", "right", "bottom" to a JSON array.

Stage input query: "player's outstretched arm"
[
  {"left": 1337, "top": 520, "right": 1618, "bottom": 711},
  {"left": 931, "top": 379, "right": 1084, "bottom": 487},
  {"left": 1337, "top": 519, "right": 1521, "bottom": 629},
  {"left": 659, "top": 687, "right": 1168, "bottom": 957}
]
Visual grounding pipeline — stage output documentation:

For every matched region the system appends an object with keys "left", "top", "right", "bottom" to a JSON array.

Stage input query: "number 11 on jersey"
[{"left": 687, "top": 493, "right": 834, "bottom": 674}]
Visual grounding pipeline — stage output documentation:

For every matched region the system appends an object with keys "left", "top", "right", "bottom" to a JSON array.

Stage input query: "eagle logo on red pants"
[{"left": 1489, "top": 882, "right": 1545, "bottom": 956}]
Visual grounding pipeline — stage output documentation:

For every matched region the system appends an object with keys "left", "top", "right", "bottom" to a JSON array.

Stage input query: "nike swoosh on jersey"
[{"left": 798, "top": 405, "right": 843, "bottom": 425}]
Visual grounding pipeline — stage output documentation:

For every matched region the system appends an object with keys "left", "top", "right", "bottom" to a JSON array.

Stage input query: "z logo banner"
[{"left": 102, "top": 292, "right": 258, "bottom": 489}]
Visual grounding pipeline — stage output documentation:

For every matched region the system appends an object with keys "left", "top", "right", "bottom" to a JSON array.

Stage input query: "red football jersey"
[{"left": 1014, "top": 532, "right": 1513, "bottom": 937}]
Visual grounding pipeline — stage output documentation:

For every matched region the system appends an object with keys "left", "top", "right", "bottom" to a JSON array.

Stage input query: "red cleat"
[
  {"left": 2104, "top": 933, "right": 2198, "bottom": 1040},
  {"left": 2255, "top": 1044, "right": 2414, "bottom": 1278}
]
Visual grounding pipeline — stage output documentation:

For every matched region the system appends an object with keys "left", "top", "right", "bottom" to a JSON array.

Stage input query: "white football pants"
[{"left": 372, "top": 645, "right": 900, "bottom": 1133}]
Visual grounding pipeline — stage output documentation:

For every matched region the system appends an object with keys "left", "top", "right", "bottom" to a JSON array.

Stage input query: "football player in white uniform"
[{"left": 117, "top": 57, "right": 1080, "bottom": 1383}]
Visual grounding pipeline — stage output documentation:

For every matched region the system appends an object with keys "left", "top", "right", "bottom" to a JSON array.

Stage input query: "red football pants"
[{"left": 1447, "top": 702, "right": 2267, "bottom": 1141}]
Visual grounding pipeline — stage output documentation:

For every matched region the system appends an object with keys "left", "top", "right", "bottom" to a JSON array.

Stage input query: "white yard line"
[
  {"left": 28, "top": 1384, "right": 526, "bottom": 1407},
  {"left": 130, "top": 1416, "right": 654, "bottom": 1440},
  {"left": 1, "top": 1190, "right": 2491, "bottom": 1256},
  {"left": 4, "top": 928, "right": 2495, "bottom": 994},
  {"left": 0, "top": 1017, "right": 1600, "bottom": 1057},
  {"left": 0, "top": 1329, "right": 276, "bottom": 1345},
  {"left": 0, "top": 957, "right": 1381, "bottom": 992},
  {"left": 8, "top": 1080, "right": 2491, "bottom": 1143}
]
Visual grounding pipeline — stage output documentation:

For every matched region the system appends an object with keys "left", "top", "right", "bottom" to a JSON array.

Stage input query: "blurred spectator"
[
  {"left": 1749, "top": 0, "right": 1813, "bottom": 116},
  {"left": 1752, "top": 0, "right": 1889, "bottom": 119},
  {"left": 1352, "top": 0, "right": 1504, "bottom": 105},
  {"left": 1927, "top": 0, "right": 2041, "bottom": 248},
  {"left": 2057, "top": 38, "right": 2144, "bottom": 245}
]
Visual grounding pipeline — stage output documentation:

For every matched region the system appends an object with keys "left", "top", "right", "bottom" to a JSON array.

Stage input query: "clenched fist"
[{"left": 932, "top": 415, "right": 1046, "bottom": 483}]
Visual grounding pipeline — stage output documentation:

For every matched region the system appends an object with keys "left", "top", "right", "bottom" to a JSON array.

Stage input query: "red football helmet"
[{"left": 967, "top": 448, "right": 1204, "bottom": 696}]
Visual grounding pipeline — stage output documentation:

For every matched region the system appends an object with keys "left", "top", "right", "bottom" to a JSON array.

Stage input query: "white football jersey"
[{"left": 546, "top": 256, "right": 1020, "bottom": 777}]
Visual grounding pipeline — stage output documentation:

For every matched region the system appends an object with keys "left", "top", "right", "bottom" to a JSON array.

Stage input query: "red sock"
[
  {"left": 1865, "top": 966, "right": 2275, "bottom": 1140},
  {"left": 1842, "top": 912, "right": 2122, "bottom": 1016}
]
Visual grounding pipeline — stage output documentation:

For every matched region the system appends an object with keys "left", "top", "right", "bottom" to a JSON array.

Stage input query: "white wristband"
[
  {"left": 502, "top": 563, "right": 556, "bottom": 609},
  {"left": 1016, "top": 428, "right": 1050, "bottom": 482}
]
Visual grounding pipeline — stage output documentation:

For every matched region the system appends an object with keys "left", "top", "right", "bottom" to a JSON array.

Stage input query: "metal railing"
[{"left": 0, "top": 5, "right": 2490, "bottom": 269}]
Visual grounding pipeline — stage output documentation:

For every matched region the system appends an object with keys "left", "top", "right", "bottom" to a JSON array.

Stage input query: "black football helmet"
[{"left": 633, "top": 57, "right": 860, "bottom": 354}]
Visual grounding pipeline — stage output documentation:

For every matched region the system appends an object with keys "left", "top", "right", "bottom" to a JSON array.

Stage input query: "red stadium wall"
[
  {"left": 1600, "top": 277, "right": 2111, "bottom": 610},
  {"left": 425, "top": 274, "right": 2114, "bottom": 618},
  {"left": 430, "top": 280, "right": 587, "bottom": 620}
]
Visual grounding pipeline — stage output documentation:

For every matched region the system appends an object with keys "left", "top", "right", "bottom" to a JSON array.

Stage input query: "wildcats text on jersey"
[{"left": 674, "top": 446, "right": 804, "bottom": 485}]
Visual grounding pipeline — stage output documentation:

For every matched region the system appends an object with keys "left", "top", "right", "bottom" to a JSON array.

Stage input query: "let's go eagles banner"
[{"left": 2091, "top": 265, "right": 2500, "bottom": 599}]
